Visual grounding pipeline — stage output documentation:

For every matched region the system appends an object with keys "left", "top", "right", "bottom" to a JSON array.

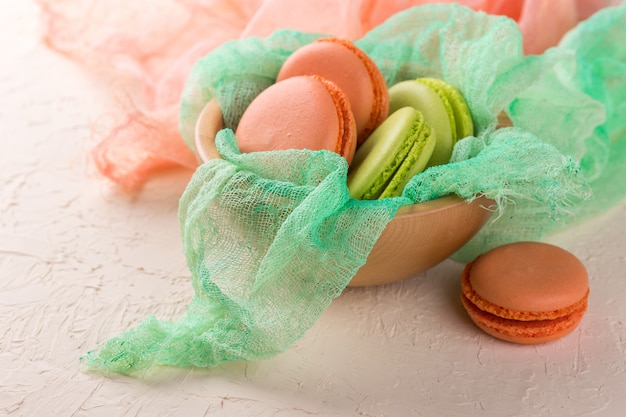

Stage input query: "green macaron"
[
  {"left": 347, "top": 106, "right": 436, "bottom": 200},
  {"left": 417, "top": 77, "right": 474, "bottom": 141},
  {"left": 388, "top": 78, "right": 473, "bottom": 167}
]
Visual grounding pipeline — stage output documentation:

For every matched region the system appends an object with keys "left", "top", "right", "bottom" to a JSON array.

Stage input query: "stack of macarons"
[{"left": 233, "top": 37, "right": 474, "bottom": 199}]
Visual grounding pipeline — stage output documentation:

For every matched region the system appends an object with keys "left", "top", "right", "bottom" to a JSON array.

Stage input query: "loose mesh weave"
[{"left": 83, "top": 4, "right": 626, "bottom": 376}]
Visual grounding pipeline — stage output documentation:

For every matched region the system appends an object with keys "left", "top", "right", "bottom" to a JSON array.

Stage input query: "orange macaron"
[
  {"left": 461, "top": 241, "right": 590, "bottom": 344},
  {"left": 276, "top": 37, "right": 389, "bottom": 144},
  {"left": 235, "top": 74, "right": 357, "bottom": 163}
]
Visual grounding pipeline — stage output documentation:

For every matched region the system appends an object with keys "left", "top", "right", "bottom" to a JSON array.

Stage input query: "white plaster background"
[{"left": 1, "top": 2, "right": 626, "bottom": 416}]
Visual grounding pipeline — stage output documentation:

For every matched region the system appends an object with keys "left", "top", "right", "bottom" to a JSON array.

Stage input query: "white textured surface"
[{"left": 2, "top": 2, "right": 626, "bottom": 416}]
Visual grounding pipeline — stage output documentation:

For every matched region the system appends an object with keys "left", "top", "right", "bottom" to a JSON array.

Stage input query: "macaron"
[
  {"left": 461, "top": 241, "right": 590, "bottom": 344},
  {"left": 388, "top": 78, "right": 473, "bottom": 166},
  {"left": 276, "top": 37, "right": 389, "bottom": 144},
  {"left": 235, "top": 75, "right": 357, "bottom": 163},
  {"left": 347, "top": 106, "right": 436, "bottom": 200},
  {"left": 418, "top": 77, "right": 474, "bottom": 141}
]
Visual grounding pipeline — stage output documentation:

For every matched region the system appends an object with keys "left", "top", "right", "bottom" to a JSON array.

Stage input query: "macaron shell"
[
  {"left": 388, "top": 80, "right": 454, "bottom": 166},
  {"left": 277, "top": 38, "right": 389, "bottom": 143},
  {"left": 468, "top": 242, "right": 589, "bottom": 314},
  {"left": 235, "top": 75, "right": 357, "bottom": 163},
  {"left": 379, "top": 114, "right": 436, "bottom": 199},
  {"left": 417, "top": 77, "right": 474, "bottom": 141},
  {"left": 347, "top": 107, "right": 419, "bottom": 200}
]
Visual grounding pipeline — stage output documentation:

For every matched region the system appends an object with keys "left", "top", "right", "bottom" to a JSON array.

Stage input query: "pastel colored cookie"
[
  {"left": 388, "top": 78, "right": 473, "bottom": 166},
  {"left": 417, "top": 78, "right": 474, "bottom": 141},
  {"left": 461, "top": 241, "right": 589, "bottom": 344},
  {"left": 347, "top": 107, "right": 436, "bottom": 200},
  {"left": 235, "top": 75, "right": 357, "bottom": 163},
  {"left": 277, "top": 38, "right": 389, "bottom": 144}
]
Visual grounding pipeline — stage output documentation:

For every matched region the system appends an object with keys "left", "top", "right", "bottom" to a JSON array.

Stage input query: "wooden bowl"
[
  {"left": 349, "top": 195, "right": 491, "bottom": 286},
  {"left": 194, "top": 99, "right": 494, "bottom": 287}
]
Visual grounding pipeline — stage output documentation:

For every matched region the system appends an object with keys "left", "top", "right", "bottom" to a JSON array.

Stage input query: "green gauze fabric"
[
  {"left": 83, "top": 4, "right": 624, "bottom": 376},
  {"left": 453, "top": 3, "right": 626, "bottom": 259}
]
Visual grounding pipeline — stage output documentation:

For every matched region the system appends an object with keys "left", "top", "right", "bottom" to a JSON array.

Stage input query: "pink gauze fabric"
[{"left": 36, "top": 0, "right": 623, "bottom": 191}]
